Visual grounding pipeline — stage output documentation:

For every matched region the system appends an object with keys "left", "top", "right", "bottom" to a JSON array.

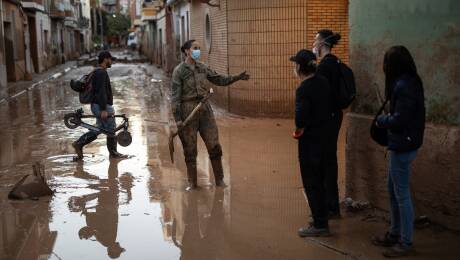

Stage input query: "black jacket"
[
  {"left": 377, "top": 74, "right": 425, "bottom": 152},
  {"left": 317, "top": 54, "right": 341, "bottom": 112},
  {"left": 295, "top": 75, "right": 332, "bottom": 138},
  {"left": 92, "top": 68, "right": 113, "bottom": 110}
]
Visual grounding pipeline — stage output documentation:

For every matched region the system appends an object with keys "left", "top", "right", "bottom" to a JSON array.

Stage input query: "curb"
[{"left": 0, "top": 65, "right": 78, "bottom": 105}]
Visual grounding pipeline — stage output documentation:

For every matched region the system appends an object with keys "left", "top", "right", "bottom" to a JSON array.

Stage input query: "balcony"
[
  {"left": 50, "top": 0, "right": 66, "bottom": 19},
  {"left": 64, "top": 9, "right": 74, "bottom": 17},
  {"left": 102, "top": 0, "right": 117, "bottom": 6},
  {"left": 21, "top": 0, "right": 46, "bottom": 12},
  {"left": 77, "top": 17, "right": 90, "bottom": 29}
]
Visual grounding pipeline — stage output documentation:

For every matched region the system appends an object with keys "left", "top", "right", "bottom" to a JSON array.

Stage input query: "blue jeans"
[
  {"left": 90, "top": 103, "right": 116, "bottom": 134},
  {"left": 388, "top": 150, "right": 418, "bottom": 246}
]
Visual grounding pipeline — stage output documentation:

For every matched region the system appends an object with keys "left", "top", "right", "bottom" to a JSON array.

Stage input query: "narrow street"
[{"left": 0, "top": 54, "right": 459, "bottom": 260}]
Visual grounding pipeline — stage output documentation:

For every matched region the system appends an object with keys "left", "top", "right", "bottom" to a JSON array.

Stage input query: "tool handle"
[{"left": 178, "top": 92, "right": 212, "bottom": 130}]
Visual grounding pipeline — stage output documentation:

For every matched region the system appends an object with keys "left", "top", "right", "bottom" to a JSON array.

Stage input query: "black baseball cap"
[
  {"left": 98, "top": 50, "right": 116, "bottom": 61},
  {"left": 289, "top": 49, "right": 316, "bottom": 65}
]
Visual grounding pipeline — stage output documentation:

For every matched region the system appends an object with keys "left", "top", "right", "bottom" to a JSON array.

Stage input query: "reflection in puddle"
[{"left": 0, "top": 63, "right": 347, "bottom": 260}]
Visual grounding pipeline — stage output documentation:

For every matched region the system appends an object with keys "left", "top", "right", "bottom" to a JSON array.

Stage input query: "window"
[{"left": 205, "top": 14, "right": 211, "bottom": 50}]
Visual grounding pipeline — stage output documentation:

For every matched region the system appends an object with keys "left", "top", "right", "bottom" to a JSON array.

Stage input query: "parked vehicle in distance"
[{"left": 127, "top": 32, "right": 138, "bottom": 50}]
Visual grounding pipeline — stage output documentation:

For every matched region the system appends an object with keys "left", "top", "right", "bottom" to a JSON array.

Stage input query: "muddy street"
[{"left": 0, "top": 58, "right": 459, "bottom": 260}]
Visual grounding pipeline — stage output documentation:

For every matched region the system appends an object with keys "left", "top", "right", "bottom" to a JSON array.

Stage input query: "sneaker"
[
  {"left": 298, "top": 225, "right": 331, "bottom": 237},
  {"left": 372, "top": 232, "right": 400, "bottom": 247},
  {"left": 383, "top": 243, "right": 415, "bottom": 258}
]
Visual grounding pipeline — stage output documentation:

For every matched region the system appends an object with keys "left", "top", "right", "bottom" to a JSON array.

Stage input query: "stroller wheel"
[
  {"left": 117, "top": 131, "right": 132, "bottom": 147},
  {"left": 64, "top": 114, "right": 80, "bottom": 129}
]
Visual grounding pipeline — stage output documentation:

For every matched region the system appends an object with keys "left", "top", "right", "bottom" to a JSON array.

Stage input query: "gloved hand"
[{"left": 237, "top": 71, "right": 250, "bottom": 81}]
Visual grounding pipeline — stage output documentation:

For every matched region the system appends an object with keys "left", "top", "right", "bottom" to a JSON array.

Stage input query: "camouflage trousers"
[{"left": 178, "top": 100, "right": 224, "bottom": 185}]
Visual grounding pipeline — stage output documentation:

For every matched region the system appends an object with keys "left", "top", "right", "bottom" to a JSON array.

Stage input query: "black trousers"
[
  {"left": 299, "top": 135, "right": 328, "bottom": 229},
  {"left": 324, "top": 110, "right": 343, "bottom": 215}
]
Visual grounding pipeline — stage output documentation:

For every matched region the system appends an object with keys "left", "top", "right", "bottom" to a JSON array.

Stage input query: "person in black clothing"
[
  {"left": 291, "top": 49, "right": 333, "bottom": 237},
  {"left": 372, "top": 46, "right": 425, "bottom": 258},
  {"left": 72, "top": 51, "right": 127, "bottom": 160},
  {"left": 313, "top": 29, "right": 343, "bottom": 218}
]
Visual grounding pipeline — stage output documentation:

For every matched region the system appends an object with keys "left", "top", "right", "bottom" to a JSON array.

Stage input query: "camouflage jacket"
[{"left": 171, "top": 61, "right": 238, "bottom": 121}]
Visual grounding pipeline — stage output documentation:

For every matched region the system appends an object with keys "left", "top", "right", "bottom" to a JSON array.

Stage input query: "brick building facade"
[{"left": 142, "top": 0, "right": 349, "bottom": 116}]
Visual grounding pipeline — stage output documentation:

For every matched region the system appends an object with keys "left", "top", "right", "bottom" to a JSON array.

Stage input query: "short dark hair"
[
  {"left": 298, "top": 61, "right": 317, "bottom": 76},
  {"left": 98, "top": 50, "right": 113, "bottom": 64},
  {"left": 383, "top": 45, "right": 422, "bottom": 99},
  {"left": 181, "top": 39, "right": 196, "bottom": 53},
  {"left": 317, "top": 29, "right": 341, "bottom": 48}
]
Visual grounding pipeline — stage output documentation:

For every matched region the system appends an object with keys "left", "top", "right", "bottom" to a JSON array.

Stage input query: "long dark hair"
[
  {"left": 181, "top": 39, "right": 196, "bottom": 54},
  {"left": 383, "top": 46, "right": 422, "bottom": 100}
]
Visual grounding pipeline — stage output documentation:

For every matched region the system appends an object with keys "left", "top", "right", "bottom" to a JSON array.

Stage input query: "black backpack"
[
  {"left": 335, "top": 59, "right": 356, "bottom": 109},
  {"left": 70, "top": 69, "right": 99, "bottom": 104}
]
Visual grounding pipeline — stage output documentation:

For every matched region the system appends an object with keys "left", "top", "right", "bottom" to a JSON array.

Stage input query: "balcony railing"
[{"left": 50, "top": 0, "right": 66, "bottom": 19}]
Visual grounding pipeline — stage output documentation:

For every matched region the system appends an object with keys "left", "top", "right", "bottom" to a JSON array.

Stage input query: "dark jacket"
[
  {"left": 92, "top": 68, "right": 113, "bottom": 110},
  {"left": 295, "top": 74, "right": 332, "bottom": 138},
  {"left": 317, "top": 54, "right": 340, "bottom": 112},
  {"left": 377, "top": 74, "right": 425, "bottom": 152}
]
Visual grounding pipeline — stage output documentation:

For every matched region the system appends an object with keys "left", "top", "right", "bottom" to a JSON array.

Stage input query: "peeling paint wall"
[
  {"left": 349, "top": 0, "right": 460, "bottom": 125},
  {"left": 346, "top": 113, "right": 460, "bottom": 230},
  {"left": 347, "top": 0, "right": 460, "bottom": 230}
]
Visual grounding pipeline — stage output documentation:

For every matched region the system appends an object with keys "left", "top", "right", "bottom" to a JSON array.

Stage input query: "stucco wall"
[
  {"left": 346, "top": 113, "right": 460, "bottom": 230},
  {"left": 347, "top": 0, "right": 460, "bottom": 230},
  {"left": 349, "top": 0, "right": 460, "bottom": 125}
]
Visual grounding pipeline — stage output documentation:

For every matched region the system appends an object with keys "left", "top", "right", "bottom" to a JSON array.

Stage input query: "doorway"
[
  {"left": 28, "top": 16, "right": 39, "bottom": 73},
  {"left": 3, "top": 21, "right": 15, "bottom": 82}
]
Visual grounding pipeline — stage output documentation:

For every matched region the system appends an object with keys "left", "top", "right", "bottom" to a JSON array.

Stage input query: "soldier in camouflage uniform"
[{"left": 171, "top": 40, "right": 250, "bottom": 190}]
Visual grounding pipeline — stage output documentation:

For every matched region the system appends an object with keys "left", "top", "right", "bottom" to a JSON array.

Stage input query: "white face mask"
[
  {"left": 293, "top": 64, "right": 299, "bottom": 77},
  {"left": 312, "top": 47, "right": 318, "bottom": 56}
]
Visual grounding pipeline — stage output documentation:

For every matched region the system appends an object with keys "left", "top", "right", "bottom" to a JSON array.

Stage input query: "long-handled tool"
[{"left": 169, "top": 89, "right": 213, "bottom": 163}]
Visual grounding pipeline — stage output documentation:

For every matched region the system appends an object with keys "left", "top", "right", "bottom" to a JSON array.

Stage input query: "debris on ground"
[
  {"left": 415, "top": 215, "right": 431, "bottom": 229},
  {"left": 8, "top": 162, "right": 54, "bottom": 200},
  {"left": 344, "top": 197, "right": 370, "bottom": 212}
]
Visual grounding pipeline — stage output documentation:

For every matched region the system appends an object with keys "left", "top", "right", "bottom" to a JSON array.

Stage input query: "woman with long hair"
[{"left": 373, "top": 46, "right": 425, "bottom": 258}]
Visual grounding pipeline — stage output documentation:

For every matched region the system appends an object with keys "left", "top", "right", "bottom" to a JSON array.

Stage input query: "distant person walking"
[{"left": 372, "top": 46, "right": 425, "bottom": 258}]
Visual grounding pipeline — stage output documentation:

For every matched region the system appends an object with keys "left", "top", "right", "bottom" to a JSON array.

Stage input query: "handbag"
[{"left": 370, "top": 99, "right": 389, "bottom": 146}]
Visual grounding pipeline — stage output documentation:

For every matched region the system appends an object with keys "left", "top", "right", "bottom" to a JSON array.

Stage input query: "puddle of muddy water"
[{"left": 0, "top": 63, "right": 355, "bottom": 260}]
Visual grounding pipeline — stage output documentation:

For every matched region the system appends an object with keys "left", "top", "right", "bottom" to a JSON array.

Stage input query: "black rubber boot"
[
  {"left": 185, "top": 162, "right": 198, "bottom": 191},
  {"left": 72, "top": 132, "right": 97, "bottom": 160},
  {"left": 211, "top": 158, "right": 226, "bottom": 187},
  {"left": 107, "top": 137, "right": 128, "bottom": 159}
]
